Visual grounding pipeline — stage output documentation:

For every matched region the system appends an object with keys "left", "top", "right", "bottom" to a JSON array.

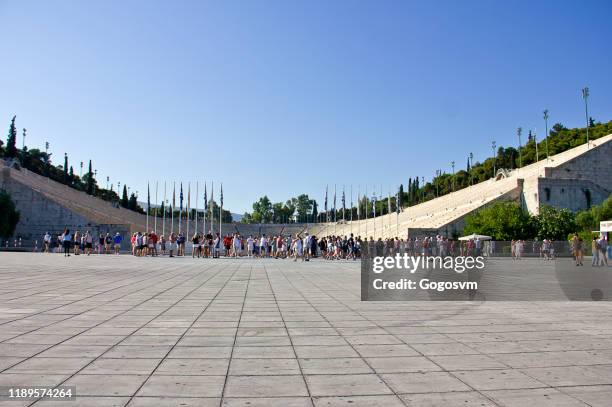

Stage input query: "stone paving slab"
[{"left": 1, "top": 253, "right": 612, "bottom": 406}]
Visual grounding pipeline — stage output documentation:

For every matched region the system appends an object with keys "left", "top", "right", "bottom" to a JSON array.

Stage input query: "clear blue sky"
[{"left": 2, "top": 0, "right": 611, "bottom": 214}]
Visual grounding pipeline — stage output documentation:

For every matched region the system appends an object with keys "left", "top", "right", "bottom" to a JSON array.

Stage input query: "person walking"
[
  {"left": 168, "top": 232, "right": 176, "bottom": 257},
  {"left": 113, "top": 233, "right": 123, "bottom": 254},
  {"left": 592, "top": 237, "right": 600, "bottom": 266},
  {"left": 232, "top": 233, "right": 241, "bottom": 257},
  {"left": 84, "top": 231, "right": 93, "bottom": 255},
  {"left": 72, "top": 231, "right": 80, "bottom": 255},
  {"left": 192, "top": 233, "right": 200, "bottom": 258},
  {"left": 598, "top": 236, "right": 608, "bottom": 266},
  {"left": 43, "top": 232, "right": 51, "bottom": 253},
  {"left": 61, "top": 229, "right": 72, "bottom": 257},
  {"left": 572, "top": 234, "right": 583, "bottom": 266},
  {"left": 293, "top": 234, "right": 304, "bottom": 262},
  {"left": 247, "top": 235, "right": 254, "bottom": 257},
  {"left": 214, "top": 233, "right": 221, "bottom": 258}
]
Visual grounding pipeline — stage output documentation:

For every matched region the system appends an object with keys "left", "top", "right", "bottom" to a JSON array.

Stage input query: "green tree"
[
  {"left": 600, "top": 194, "right": 612, "bottom": 222},
  {"left": 121, "top": 185, "right": 129, "bottom": 208},
  {"left": 127, "top": 192, "right": 145, "bottom": 213},
  {"left": 272, "top": 202, "right": 285, "bottom": 223},
  {"left": 0, "top": 189, "right": 20, "bottom": 238},
  {"left": 252, "top": 196, "right": 273, "bottom": 223},
  {"left": 576, "top": 209, "right": 597, "bottom": 232},
  {"left": 535, "top": 205, "right": 577, "bottom": 240},
  {"left": 208, "top": 200, "right": 232, "bottom": 223},
  {"left": 294, "top": 194, "right": 312, "bottom": 223},
  {"left": 5, "top": 116, "right": 18, "bottom": 158},
  {"left": 463, "top": 201, "right": 534, "bottom": 240},
  {"left": 575, "top": 193, "right": 612, "bottom": 232},
  {"left": 85, "top": 160, "right": 94, "bottom": 194},
  {"left": 241, "top": 212, "right": 253, "bottom": 224},
  {"left": 63, "top": 154, "right": 69, "bottom": 183}
]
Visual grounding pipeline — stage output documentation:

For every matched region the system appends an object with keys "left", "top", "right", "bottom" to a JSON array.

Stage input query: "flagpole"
[
  {"left": 373, "top": 186, "right": 376, "bottom": 238},
  {"left": 203, "top": 182, "right": 207, "bottom": 235},
  {"left": 210, "top": 181, "right": 214, "bottom": 233},
  {"left": 350, "top": 184, "right": 353, "bottom": 235},
  {"left": 179, "top": 183, "right": 183, "bottom": 235},
  {"left": 388, "top": 188, "right": 391, "bottom": 239},
  {"left": 162, "top": 181, "right": 166, "bottom": 237},
  {"left": 357, "top": 185, "right": 361, "bottom": 236},
  {"left": 171, "top": 181, "right": 175, "bottom": 235},
  {"left": 195, "top": 181, "right": 199, "bottom": 236},
  {"left": 154, "top": 181, "right": 158, "bottom": 235},
  {"left": 396, "top": 187, "right": 400, "bottom": 238},
  {"left": 324, "top": 185, "right": 328, "bottom": 235},
  {"left": 186, "top": 182, "right": 191, "bottom": 242},
  {"left": 146, "top": 181, "right": 150, "bottom": 233},
  {"left": 380, "top": 185, "right": 383, "bottom": 239},
  {"left": 334, "top": 184, "right": 337, "bottom": 236},
  {"left": 365, "top": 185, "right": 368, "bottom": 238},
  {"left": 342, "top": 185, "right": 345, "bottom": 222},
  {"left": 219, "top": 183, "right": 223, "bottom": 240}
]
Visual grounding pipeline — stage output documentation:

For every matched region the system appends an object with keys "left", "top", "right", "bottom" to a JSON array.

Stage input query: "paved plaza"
[{"left": 1, "top": 253, "right": 612, "bottom": 406}]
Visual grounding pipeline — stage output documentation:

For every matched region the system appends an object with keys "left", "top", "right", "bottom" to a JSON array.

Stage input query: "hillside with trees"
[{"left": 463, "top": 193, "right": 611, "bottom": 241}]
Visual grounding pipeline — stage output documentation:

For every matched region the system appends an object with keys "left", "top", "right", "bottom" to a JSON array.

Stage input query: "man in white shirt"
[
  {"left": 303, "top": 233, "right": 311, "bottom": 260},
  {"left": 247, "top": 236, "right": 254, "bottom": 257},
  {"left": 260, "top": 235, "right": 268, "bottom": 258},
  {"left": 43, "top": 232, "right": 51, "bottom": 253}
]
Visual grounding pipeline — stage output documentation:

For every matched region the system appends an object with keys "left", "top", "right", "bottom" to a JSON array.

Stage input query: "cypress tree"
[
  {"left": 408, "top": 178, "right": 412, "bottom": 205},
  {"left": 64, "top": 154, "right": 69, "bottom": 183},
  {"left": 86, "top": 160, "right": 94, "bottom": 195},
  {"left": 6, "top": 116, "right": 18, "bottom": 158},
  {"left": 121, "top": 185, "right": 129, "bottom": 208},
  {"left": 128, "top": 193, "right": 138, "bottom": 211}
]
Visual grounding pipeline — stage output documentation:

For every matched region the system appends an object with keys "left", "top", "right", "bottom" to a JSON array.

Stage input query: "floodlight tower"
[
  {"left": 543, "top": 109, "right": 550, "bottom": 161},
  {"left": 517, "top": 127, "right": 523, "bottom": 170},
  {"left": 581, "top": 87, "right": 590, "bottom": 146},
  {"left": 491, "top": 141, "right": 496, "bottom": 177}
]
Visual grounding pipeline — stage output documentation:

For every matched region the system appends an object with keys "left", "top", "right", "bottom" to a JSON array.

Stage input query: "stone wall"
[
  {"left": 536, "top": 178, "right": 610, "bottom": 213},
  {"left": 545, "top": 141, "right": 612, "bottom": 192},
  {"left": 0, "top": 167, "right": 130, "bottom": 249}
]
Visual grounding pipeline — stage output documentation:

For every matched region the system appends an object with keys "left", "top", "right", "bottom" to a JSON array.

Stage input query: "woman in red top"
[{"left": 223, "top": 235, "right": 232, "bottom": 256}]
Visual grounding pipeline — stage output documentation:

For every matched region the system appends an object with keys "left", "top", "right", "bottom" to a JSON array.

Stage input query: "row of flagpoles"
[
  {"left": 323, "top": 184, "right": 402, "bottom": 220},
  {"left": 143, "top": 182, "right": 404, "bottom": 238},
  {"left": 323, "top": 184, "right": 402, "bottom": 237},
  {"left": 144, "top": 181, "right": 223, "bottom": 238}
]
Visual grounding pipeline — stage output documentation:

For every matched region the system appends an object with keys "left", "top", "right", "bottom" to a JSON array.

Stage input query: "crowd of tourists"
[
  {"left": 44, "top": 229, "right": 123, "bottom": 257},
  {"left": 45, "top": 229, "right": 487, "bottom": 260},
  {"left": 43, "top": 229, "right": 608, "bottom": 266}
]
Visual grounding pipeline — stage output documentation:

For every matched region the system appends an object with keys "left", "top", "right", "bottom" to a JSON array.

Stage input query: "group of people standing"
[
  {"left": 44, "top": 230, "right": 610, "bottom": 266},
  {"left": 191, "top": 232, "right": 314, "bottom": 261},
  {"left": 44, "top": 229, "right": 123, "bottom": 256},
  {"left": 570, "top": 233, "right": 609, "bottom": 267}
]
